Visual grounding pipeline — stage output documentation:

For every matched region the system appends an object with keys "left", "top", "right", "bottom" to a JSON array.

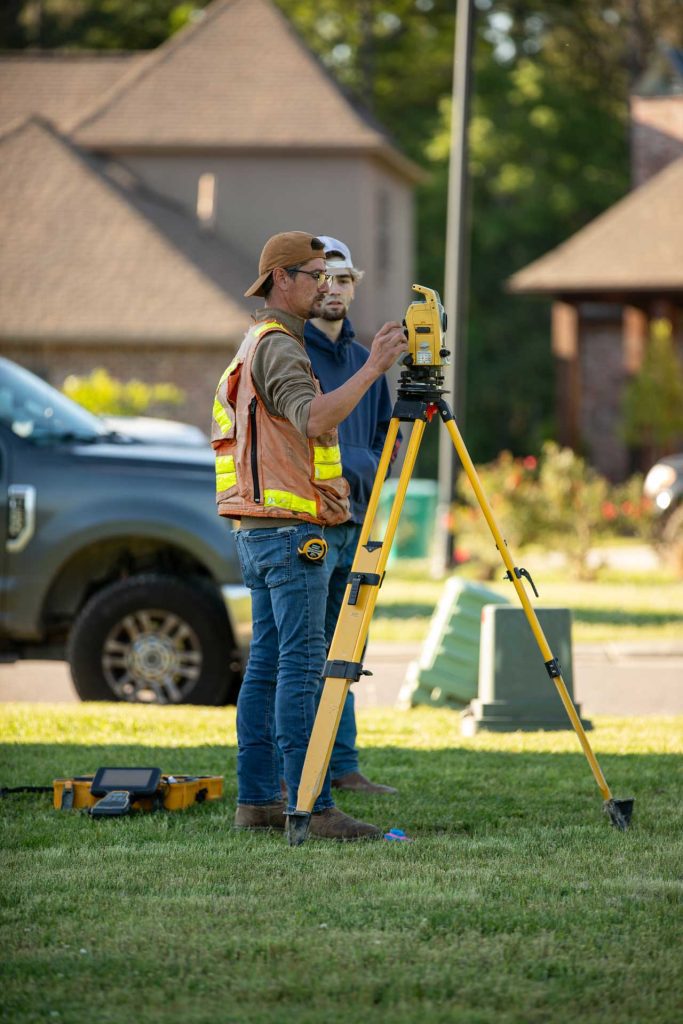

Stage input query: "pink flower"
[{"left": 523, "top": 455, "right": 537, "bottom": 470}]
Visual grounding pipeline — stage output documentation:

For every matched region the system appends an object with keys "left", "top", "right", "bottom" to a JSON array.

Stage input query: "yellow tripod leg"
[
  {"left": 287, "top": 417, "right": 426, "bottom": 845},
  {"left": 443, "top": 414, "right": 633, "bottom": 830}
]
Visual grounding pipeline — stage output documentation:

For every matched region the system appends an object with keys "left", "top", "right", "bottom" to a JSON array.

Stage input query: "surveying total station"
[{"left": 286, "top": 284, "right": 634, "bottom": 846}]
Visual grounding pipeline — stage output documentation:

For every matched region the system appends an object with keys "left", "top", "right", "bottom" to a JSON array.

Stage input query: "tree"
[
  {"left": 622, "top": 319, "right": 683, "bottom": 462},
  {"left": 0, "top": 0, "right": 208, "bottom": 50}
]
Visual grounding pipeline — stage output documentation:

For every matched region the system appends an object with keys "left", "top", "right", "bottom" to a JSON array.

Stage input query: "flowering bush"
[
  {"left": 62, "top": 368, "right": 184, "bottom": 416},
  {"left": 454, "top": 442, "right": 653, "bottom": 579}
]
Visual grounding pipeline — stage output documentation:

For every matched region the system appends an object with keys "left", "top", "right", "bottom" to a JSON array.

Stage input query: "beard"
[{"left": 311, "top": 297, "right": 348, "bottom": 321}]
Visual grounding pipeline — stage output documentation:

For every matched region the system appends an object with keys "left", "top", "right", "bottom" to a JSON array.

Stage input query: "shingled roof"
[
  {"left": 72, "top": 0, "right": 420, "bottom": 180},
  {"left": 0, "top": 53, "right": 143, "bottom": 132},
  {"left": 0, "top": 117, "right": 251, "bottom": 344},
  {"left": 508, "top": 155, "right": 683, "bottom": 294}
]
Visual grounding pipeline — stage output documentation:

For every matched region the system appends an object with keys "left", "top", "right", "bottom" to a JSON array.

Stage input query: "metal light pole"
[{"left": 431, "top": 0, "right": 475, "bottom": 576}]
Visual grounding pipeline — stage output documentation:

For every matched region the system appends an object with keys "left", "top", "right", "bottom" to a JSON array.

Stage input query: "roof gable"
[
  {"left": 0, "top": 117, "right": 250, "bottom": 342},
  {"left": 0, "top": 53, "right": 143, "bottom": 132},
  {"left": 508, "top": 155, "right": 683, "bottom": 294},
  {"left": 72, "top": 0, "right": 394, "bottom": 154}
]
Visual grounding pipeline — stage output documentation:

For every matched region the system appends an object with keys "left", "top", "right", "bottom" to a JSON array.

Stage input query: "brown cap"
[{"left": 244, "top": 231, "right": 325, "bottom": 297}]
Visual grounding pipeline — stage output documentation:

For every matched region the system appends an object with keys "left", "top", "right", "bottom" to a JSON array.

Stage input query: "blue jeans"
[{"left": 234, "top": 524, "right": 334, "bottom": 814}]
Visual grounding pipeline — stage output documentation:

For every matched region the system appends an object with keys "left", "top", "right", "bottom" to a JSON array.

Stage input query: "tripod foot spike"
[
  {"left": 604, "top": 798, "right": 635, "bottom": 831},
  {"left": 286, "top": 811, "right": 311, "bottom": 847}
]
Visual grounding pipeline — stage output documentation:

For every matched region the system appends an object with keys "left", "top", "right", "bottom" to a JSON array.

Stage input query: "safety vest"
[{"left": 211, "top": 319, "right": 350, "bottom": 525}]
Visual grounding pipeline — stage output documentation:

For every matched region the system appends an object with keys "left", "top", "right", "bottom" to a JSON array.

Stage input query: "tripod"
[{"left": 286, "top": 298, "right": 633, "bottom": 846}]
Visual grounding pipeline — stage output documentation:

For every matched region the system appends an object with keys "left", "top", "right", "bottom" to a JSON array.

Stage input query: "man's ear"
[{"left": 272, "top": 266, "right": 290, "bottom": 290}]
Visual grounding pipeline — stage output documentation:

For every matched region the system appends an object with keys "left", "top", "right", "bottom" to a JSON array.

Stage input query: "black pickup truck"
[{"left": 0, "top": 357, "right": 248, "bottom": 705}]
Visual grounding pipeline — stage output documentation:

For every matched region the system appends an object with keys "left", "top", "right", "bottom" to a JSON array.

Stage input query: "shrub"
[
  {"left": 62, "top": 368, "right": 184, "bottom": 416},
  {"left": 454, "top": 442, "right": 653, "bottom": 579}
]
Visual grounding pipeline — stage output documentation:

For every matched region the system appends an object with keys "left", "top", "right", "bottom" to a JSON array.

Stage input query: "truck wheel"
[{"left": 67, "top": 574, "right": 241, "bottom": 705}]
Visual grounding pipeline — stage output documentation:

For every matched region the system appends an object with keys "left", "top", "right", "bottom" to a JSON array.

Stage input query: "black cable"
[{"left": 0, "top": 786, "right": 52, "bottom": 798}]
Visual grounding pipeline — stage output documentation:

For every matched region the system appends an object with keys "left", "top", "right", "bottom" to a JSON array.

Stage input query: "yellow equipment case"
[{"left": 53, "top": 769, "right": 223, "bottom": 813}]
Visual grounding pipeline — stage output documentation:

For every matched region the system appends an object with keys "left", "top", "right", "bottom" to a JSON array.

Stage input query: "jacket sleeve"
[{"left": 252, "top": 333, "right": 317, "bottom": 436}]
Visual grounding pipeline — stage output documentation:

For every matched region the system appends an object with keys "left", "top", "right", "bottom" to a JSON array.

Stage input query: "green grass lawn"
[
  {"left": 371, "top": 556, "right": 683, "bottom": 644},
  {"left": 2, "top": 704, "right": 681, "bottom": 1023}
]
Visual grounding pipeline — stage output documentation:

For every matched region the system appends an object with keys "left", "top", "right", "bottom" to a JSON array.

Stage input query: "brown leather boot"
[
  {"left": 331, "top": 771, "right": 398, "bottom": 795},
  {"left": 307, "top": 805, "right": 382, "bottom": 841},
  {"left": 234, "top": 800, "right": 285, "bottom": 830}
]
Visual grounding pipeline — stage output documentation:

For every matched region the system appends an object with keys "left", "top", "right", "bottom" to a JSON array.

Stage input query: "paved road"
[{"left": 1, "top": 639, "right": 681, "bottom": 716}]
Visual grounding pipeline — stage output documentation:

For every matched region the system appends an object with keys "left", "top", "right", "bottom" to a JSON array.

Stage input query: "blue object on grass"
[{"left": 383, "top": 828, "right": 413, "bottom": 842}]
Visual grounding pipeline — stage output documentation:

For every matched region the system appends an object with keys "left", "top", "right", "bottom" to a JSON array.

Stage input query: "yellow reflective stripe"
[
  {"left": 314, "top": 462, "right": 342, "bottom": 480},
  {"left": 217, "top": 357, "right": 238, "bottom": 388},
  {"left": 263, "top": 489, "right": 317, "bottom": 517},
  {"left": 213, "top": 398, "right": 233, "bottom": 436},
  {"left": 313, "top": 444, "right": 342, "bottom": 481},
  {"left": 253, "top": 320, "right": 289, "bottom": 338},
  {"left": 314, "top": 445, "right": 341, "bottom": 465},
  {"left": 216, "top": 454, "right": 237, "bottom": 493}
]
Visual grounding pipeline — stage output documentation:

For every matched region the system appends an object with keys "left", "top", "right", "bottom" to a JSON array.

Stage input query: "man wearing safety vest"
[
  {"left": 212, "top": 232, "right": 407, "bottom": 840},
  {"left": 304, "top": 235, "right": 401, "bottom": 797}
]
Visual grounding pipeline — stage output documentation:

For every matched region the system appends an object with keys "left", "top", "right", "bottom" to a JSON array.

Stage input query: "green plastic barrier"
[
  {"left": 399, "top": 578, "right": 510, "bottom": 709},
  {"left": 377, "top": 478, "right": 438, "bottom": 560}
]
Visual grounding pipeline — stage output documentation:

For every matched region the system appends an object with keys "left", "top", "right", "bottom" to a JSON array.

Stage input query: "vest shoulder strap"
[{"left": 252, "top": 320, "right": 298, "bottom": 342}]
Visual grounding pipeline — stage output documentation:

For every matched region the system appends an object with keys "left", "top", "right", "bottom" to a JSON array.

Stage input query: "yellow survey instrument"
[
  {"left": 403, "top": 283, "right": 449, "bottom": 367},
  {"left": 286, "top": 285, "right": 634, "bottom": 846}
]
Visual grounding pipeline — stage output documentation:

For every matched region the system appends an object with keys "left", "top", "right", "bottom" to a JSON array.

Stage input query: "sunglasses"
[{"left": 288, "top": 269, "right": 333, "bottom": 285}]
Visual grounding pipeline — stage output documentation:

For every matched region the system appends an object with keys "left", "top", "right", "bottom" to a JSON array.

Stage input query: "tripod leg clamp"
[
  {"left": 347, "top": 571, "right": 382, "bottom": 606},
  {"left": 323, "top": 659, "right": 373, "bottom": 682}
]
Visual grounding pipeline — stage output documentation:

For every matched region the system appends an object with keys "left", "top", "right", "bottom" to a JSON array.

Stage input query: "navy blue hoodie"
[{"left": 304, "top": 317, "right": 400, "bottom": 524}]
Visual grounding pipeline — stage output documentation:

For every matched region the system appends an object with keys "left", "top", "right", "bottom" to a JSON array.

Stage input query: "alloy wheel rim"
[{"left": 102, "top": 608, "right": 202, "bottom": 703}]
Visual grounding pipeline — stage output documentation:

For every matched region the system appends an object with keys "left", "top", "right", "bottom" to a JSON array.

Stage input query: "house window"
[
  {"left": 196, "top": 173, "right": 216, "bottom": 230},
  {"left": 376, "top": 187, "right": 391, "bottom": 286}
]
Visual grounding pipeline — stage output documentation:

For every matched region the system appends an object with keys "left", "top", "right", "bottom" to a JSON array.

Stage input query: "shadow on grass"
[
  {"left": 1, "top": 742, "right": 679, "bottom": 838},
  {"left": 374, "top": 603, "right": 683, "bottom": 629},
  {"left": 373, "top": 602, "right": 440, "bottom": 620},
  {"left": 572, "top": 607, "right": 683, "bottom": 628}
]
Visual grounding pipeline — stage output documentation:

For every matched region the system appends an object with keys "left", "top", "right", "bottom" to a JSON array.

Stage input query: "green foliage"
[
  {"left": 455, "top": 442, "right": 653, "bottom": 579},
  {"left": 622, "top": 318, "right": 683, "bottom": 455},
  {"left": 62, "top": 368, "right": 184, "bottom": 416},
  {"left": 0, "top": 0, "right": 210, "bottom": 49}
]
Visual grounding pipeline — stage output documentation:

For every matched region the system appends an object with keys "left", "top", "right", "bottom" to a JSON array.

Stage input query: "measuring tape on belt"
[{"left": 297, "top": 536, "right": 328, "bottom": 565}]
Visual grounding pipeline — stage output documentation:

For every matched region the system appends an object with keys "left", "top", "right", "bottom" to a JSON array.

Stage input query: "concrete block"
[{"left": 461, "top": 605, "right": 591, "bottom": 734}]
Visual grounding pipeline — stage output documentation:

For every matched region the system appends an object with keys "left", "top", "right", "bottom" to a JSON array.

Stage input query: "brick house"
[
  {"left": 508, "top": 49, "right": 683, "bottom": 480},
  {"left": 0, "top": 0, "right": 421, "bottom": 429}
]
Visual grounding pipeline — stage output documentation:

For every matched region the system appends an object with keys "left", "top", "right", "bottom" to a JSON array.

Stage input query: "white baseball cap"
[{"left": 317, "top": 235, "right": 355, "bottom": 271}]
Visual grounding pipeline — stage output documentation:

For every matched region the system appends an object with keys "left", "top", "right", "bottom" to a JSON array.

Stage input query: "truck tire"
[{"left": 67, "top": 574, "right": 241, "bottom": 705}]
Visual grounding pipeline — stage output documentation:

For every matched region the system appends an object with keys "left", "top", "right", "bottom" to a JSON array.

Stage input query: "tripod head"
[{"left": 398, "top": 284, "right": 450, "bottom": 400}]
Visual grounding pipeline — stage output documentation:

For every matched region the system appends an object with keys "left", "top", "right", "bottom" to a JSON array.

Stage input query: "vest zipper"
[{"left": 249, "top": 396, "right": 261, "bottom": 503}]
